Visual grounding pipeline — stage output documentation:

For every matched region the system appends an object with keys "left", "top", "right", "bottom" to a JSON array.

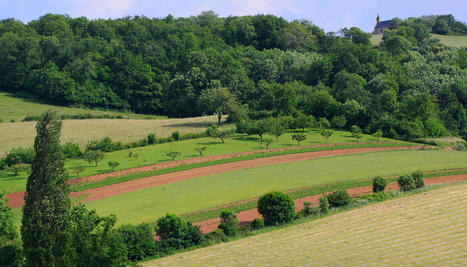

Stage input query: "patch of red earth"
[
  {"left": 194, "top": 174, "right": 467, "bottom": 233},
  {"left": 7, "top": 146, "right": 419, "bottom": 208}
]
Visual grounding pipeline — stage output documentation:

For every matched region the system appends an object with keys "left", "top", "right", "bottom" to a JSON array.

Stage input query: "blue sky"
[{"left": 0, "top": 0, "right": 466, "bottom": 32}]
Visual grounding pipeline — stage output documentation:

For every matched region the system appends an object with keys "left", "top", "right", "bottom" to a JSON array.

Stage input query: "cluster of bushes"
[
  {"left": 397, "top": 171, "right": 425, "bottom": 191},
  {"left": 21, "top": 113, "right": 127, "bottom": 122}
]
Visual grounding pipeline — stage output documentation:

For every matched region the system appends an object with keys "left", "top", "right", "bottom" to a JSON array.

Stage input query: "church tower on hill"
[{"left": 373, "top": 14, "right": 390, "bottom": 34}]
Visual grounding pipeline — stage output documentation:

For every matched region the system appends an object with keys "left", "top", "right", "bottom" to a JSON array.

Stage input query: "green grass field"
[
  {"left": 143, "top": 183, "right": 467, "bottom": 266},
  {"left": 370, "top": 33, "right": 467, "bottom": 47},
  {"left": 0, "top": 129, "right": 396, "bottom": 194},
  {"left": 0, "top": 91, "right": 166, "bottom": 122},
  {"left": 83, "top": 149, "right": 467, "bottom": 225}
]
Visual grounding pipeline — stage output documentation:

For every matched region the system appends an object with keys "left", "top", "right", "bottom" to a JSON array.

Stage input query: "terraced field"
[{"left": 143, "top": 183, "right": 467, "bottom": 266}]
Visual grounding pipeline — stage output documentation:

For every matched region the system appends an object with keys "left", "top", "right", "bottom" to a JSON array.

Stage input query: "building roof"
[{"left": 376, "top": 20, "right": 391, "bottom": 29}]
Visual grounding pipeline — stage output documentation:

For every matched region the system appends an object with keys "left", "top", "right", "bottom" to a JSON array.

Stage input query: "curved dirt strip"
[
  {"left": 194, "top": 174, "right": 467, "bottom": 233},
  {"left": 7, "top": 146, "right": 420, "bottom": 208},
  {"left": 69, "top": 141, "right": 396, "bottom": 185}
]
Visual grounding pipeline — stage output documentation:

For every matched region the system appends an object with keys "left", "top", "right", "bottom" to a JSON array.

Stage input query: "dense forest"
[{"left": 0, "top": 12, "right": 466, "bottom": 139}]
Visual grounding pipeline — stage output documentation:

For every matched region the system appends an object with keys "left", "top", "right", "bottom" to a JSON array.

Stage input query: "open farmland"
[
  {"left": 0, "top": 91, "right": 166, "bottom": 122},
  {"left": 370, "top": 33, "right": 467, "bottom": 47},
  {"left": 82, "top": 149, "right": 467, "bottom": 225},
  {"left": 143, "top": 183, "right": 467, "bottom": 266},
  {"left": 0, "top": 115, "right": 221, "bottom": 155}
]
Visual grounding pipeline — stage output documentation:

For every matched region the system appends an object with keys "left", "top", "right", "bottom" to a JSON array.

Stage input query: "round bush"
[
  {"left": 327, "top": 189, "right": 351, "bottom": 208},
  {"left": 156, "top": 213, "right": 188, "bottom": 240},
  {"left": 257, "top": 192, "right": 295, "bottom": 226},
  {"left": 372, "top": 176, "right": 387, "bottom": 193},
  {"left": 250, "top": 218, "right": 265, "bottom": 230},
  {"left": 412, "top": 170, "right": 424, "bottom": 188},
  {"left": 397, "top": 174, "right": 415, "bottom": 192},
  {"left": 217, "top": 210, "right": 238, "bottom": 236},
  {"left": 319, "top": 196, "right": 329, "bottom": 214}
]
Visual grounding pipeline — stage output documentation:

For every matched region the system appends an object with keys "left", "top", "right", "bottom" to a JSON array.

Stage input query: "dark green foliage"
[
  {"left": 85, "top": 137, "right": 123, "bottom": 152},
  {"left": 83, "top": 150, "right": 104, "bottom": 166},
  {"left": 257, "top": 191, "right": 295, "bottom": 226},
  {"left": 270, "top": 119, "right": 284, "bottom": 142},
  {"left": 0, "top": 243, "right": 22, "bottom": 267},
  {"left": 360, "top": 191, "right": 392, "bottom": 202},
  {"left": 301, "top": 201, "right": 320, "bottom": 216},
  {"left": 318, "top": 117, "right": 331, "bottom": 129},
  {"left": 0, "top": 190, "right": 22, "bottom": 267},
  {"left": 147, "top": 133, "right": 156, "bottom": 145},
  {"left": 69, "top": 205, "right": 128, "bottom": 266},
  {"left": 108, "top": 160, "right": 120, "bottom": 171},
  {"left": 246, "top": 118, "right": 273, "bottom": 141},
  {"left": 204, "top": 229, "right": 228, "bottom": 243},
  {"left": 21, "top": 110, "right": 72, "bottom": 266},
  {"left": 2, "top": 147, "right": 35, "bottom": 167},
  {"left": 319, "top": 196, "right": 329, "bottom": 214},
  {"left": 372, "top": 176, "right": 387, "bottom": 193},
  {"left": 63, "top": 142, "right": 82, "bottom": 158},
  {"left": 156, "top": 214, "right": 203, "bottom": 249},
  {"left": 117, "top": 223, "right": 155, "bottom": 261},
  {"left": 171, "top": 131, "right": 180, "bottom": 141},
  {"left": 398, "top": 174, "right": 416, "bottom": 192},
  {"left": 166, "top": 151, "right": 181, "bottom": 161},
  {"left": 292, "top": 133, "right": 307, "bottom": 146},
  {"left": 217, "top": 210, "right": 238, "bottom": 236},
  {"left": 331, "top": 115, "right": 347, "bottom": 129},
  {"left": 412, "top": 170, "right": 425, "bottom": 188},
  {"left": 327, "top": 189, "right": 351, "bottom": 208},
  {"left": 250, "top": 218, "right": 265, "bottom": 230}
]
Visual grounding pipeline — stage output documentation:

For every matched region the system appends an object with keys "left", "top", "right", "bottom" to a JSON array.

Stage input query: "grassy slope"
[
  {"left": 0, "top": 130, "right": 395, "bottom": 193},
  {"left": 144, "top": 183, "right": 467, "bottom": 266},
  {"left": 0, "top": 91, "right": 166, "bottom": 122},
  {"left": 83, "top": 149, "right": 467, "bottom": 225},
  {"left": 370, "top": 33, "right": 467, "bottom": 47}
]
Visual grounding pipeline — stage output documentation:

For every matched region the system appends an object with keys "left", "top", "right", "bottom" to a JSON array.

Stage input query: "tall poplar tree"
[{"left": 21, "top": 110, "right": 72, "bottom": 266}]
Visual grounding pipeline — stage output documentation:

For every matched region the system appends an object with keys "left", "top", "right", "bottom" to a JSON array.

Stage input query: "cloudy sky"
[{"left": 0, "top": 0, "right": 466, "bottom": 32}]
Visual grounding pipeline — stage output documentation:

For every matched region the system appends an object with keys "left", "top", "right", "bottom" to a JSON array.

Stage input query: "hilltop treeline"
[
  {"left": 389, "top": 14, "right": 467, "bottom": 36},
  {"left": 0, "top": 12, "right": 466, "bottom": 139}
]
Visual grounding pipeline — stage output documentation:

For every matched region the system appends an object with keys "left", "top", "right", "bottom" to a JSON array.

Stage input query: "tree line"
[{"left": 0, "top": 12, "right": 466, "bottom": 139}]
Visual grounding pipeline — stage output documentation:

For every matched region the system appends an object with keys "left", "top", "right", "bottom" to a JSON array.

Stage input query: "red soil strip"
[
  {"left": 194, "top": 174, "right": 467, "bottom": 233},
  {"left": 68, "top": 141, "right": 397, "bottom": 185},
  {"left": 7, "top": 146, "right": 420, "bottom": 208}
]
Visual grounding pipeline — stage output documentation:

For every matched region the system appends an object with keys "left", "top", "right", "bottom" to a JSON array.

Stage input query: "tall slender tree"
[{"left": 21, "top": 110, "right": 72, "bottom": 266}]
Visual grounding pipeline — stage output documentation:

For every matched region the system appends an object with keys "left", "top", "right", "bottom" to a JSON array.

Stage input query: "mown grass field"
[
  {"left": 143, "top": 183, "right": 467, "bottom": 266},
  {"left": 0, "top": 115, "right": 222, "bottom": 156},
  {"left": 83, "top": 149, "right": 467, "bottom": 225},
  {"left": 0, "top": 91, "right": 166, "bottom": 122},
  {"left": 370, "top": 33, "right": 467, "bottom": 47},
  {"left": 0, "top": 130, "right": 395, "bottom": 193}
]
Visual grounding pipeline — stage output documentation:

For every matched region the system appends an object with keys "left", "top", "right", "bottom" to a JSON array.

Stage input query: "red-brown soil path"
[
  {"left": 194, "top": 174, "right": 467, "bottom": 233},
  {"left": 7, "top": 145, "right": 420, "bottom": 208}
]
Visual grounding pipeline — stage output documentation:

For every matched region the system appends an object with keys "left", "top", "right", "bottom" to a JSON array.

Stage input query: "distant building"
[{"left": 373, "top": 14, "right": 390, "bottom": 34}]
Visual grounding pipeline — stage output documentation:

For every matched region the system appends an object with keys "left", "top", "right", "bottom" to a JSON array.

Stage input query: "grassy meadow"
[
  {"left": 83, "top": 149, "right": 467, "bottom": 225},
  {"left": 0, "top": 129, "right": 396, "bottom": 194},
  {"left": 0, "top": 91, "right": 166, "bottom": 122},
  {"left": 370, "top": 33, "right": 467, "bottom": 47},
  {"left": 143, "top": 183, "right": 467, "bottom": 266}
]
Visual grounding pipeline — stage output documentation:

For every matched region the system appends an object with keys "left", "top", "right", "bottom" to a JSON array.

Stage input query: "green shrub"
[
  {"left": 0, "top": 242, "right": 23, "bottom": 267},
  {"left": 171, "top": 131, "right": 180, "bottom": 141},
  {"left": 217, "top": 210, "right": 238, "bottom": 236},
  {"left": 327, "top": 189, "right": 351, "bottom": 208},
  {"left": 3, "top": 147, "right": 35, "bottom": 167},
  {"left": 204, "top": 229, "right": 228, "bottom": 243},
  {"left": 331, "top": 115, "right": 347, "bottom": 129},
  {"left": 398, "top": 174, "right": 415, "bottom": 191},
  {"left": 250, "top": 218, "right": 265, "bottom": 230},
  {"left": 63, "top": 142, "right": 82, "bottom": 158},
  {"left": 257, "top": 192, "right": 295, "bottom": 226},
  {"left": 360, "top": 191, "right": 392, "bottom": 202},
  {"left": 319, "top": 196, "right": 329, "bottom": 214},
  {"left": 117, "top": 223, "right": 155, "bottom": 261},
  {"left": 85, "top": 137, "right": 122, "bottom": 152},
  {"left": 302, "top": 201, "right": 320, "bottom": 216},
  {"left": 372, "top": 176, "right": 387, "bottom": 193},
  {"left": 412, "top": 170, "right": 425, "bottom": 188},
  {"left": 156, "top": 214, "right": 202, "bottom": 249},
  {"left": 147, "top": 133, "right": 156, "bottom": 145},
  {"left": 107, "top": 161, "right": 120, "bottom": 171}
]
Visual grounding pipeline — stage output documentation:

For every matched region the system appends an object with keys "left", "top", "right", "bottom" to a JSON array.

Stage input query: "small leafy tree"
[
  {"left": 327, "top": 189, "right": 351, "bottom": 208},
  {"left": 194, "top": 146, "right": 207, "bottom": 157},
  {"left": 84, "top": 150, "right": 104, "bottom": 166},
  {"left": 147, "top": 133, "right": 156, "bottom": 145},
  {"left": 107, "top": 161, "right": 120, "bottom": 171},
  {"left": 373, "top": 130, "right": 383, "bottom": 141},
  {"left": 156, "top": 214, "right": 203, "bottom": 249},
  {"left": 257, "top": 192, "right": 295, "bottom": 226},
  {"left": 318, "top": 117, "right": 331, "bottom": 129},
  {"left": 71, "top": 166, "right": 86, "bottom": 177},
  {"left": 247, "top": 118, "right": 272, "bottom": 141},
  {"left": 302, "top": 201, "right": 320, "bottom": 216},
  {"left": 7, "top": 163, "right": 30, "bottom": 176},
  {"left": 320, "top": 129, "right": 333, "bottom": 144},
  {"left": 294, "top": 113, "right": 314, "bottom": 132},
  {"left": 372, "top": 176, "right": 387, "bottom": 193},
  {"left": 270, "top": 119, "right": 284, "bottom": 142},
  {"left": 250, "top": 218, "right": 265, "bottom": 230},
  {"left": 166, "top": 151, "right": 181, "bottom": 161},
  {"left": 351, "top": 125, "right": 363, "bottom": 142},
  {"left": 292, "top": 133, "right": 307, "bottom": 146},
  {"left": 331, "top": 115, "right": 347, "bottom": 129},
  {"left": 262, "top": 137, "right": 274, "bottom": 149},
  {"left": 217, "top": 210, "right": 238, "bottom": 236},
  {"left": 198, "top": 87, "right": 237, "bottom": 124},
  {"left": 206, "top": 125, "right": 227, "bottom": 143},
  {"left": 398, "top": 174, "right": 415, "bottom": 192},
  {"left": 412, "top": 170, "right": 424, "bottom": 188},
  {"left": 171, "top": 131, "right": 180, "bottom": 141},
  {"left": 319, "top": 196, "right": 329, "bottom": 214}
]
